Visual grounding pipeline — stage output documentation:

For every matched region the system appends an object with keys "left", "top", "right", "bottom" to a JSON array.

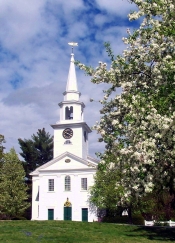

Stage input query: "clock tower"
[{"left": 51, "top": 51, "right": 91, "bottom": 160}]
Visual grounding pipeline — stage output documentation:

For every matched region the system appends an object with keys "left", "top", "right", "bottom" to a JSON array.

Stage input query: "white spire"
[{"left": 66, "top": 53, "right": 78, "bottom": 92}]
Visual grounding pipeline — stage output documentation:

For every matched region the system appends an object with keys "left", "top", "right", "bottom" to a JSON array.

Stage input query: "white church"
[{"left": 30, "top": 48, "right": 99, "bottom": 222}]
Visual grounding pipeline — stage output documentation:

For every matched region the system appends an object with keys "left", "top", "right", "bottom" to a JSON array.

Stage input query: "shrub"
[
  {"left": 11, "top": 216, "right": 27, "bottom": 220},
  {"left": 132, "top": 214, "right": 144, "bottom": 225},
  {"left": 102, "top": 214, "right": 144, "bottom": 225}
]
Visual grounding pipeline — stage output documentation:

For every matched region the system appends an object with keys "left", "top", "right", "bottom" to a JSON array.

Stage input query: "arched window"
[
  {"left": 81, "top": 107, "right": 83, "bottom": 119},
  {"left": 65, "top": 176, "right": 71, "bottom": 191},
  {"left": 64, "top": 140, "right": 72, "bottom": 145},
  {"left": 65, "top": 106, "right": 73, "bottom": 120}
]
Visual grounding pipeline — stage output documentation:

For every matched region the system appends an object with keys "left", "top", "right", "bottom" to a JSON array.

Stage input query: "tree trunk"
[{"left": 128, "top": 206, "right": 133, "bottom": 224}]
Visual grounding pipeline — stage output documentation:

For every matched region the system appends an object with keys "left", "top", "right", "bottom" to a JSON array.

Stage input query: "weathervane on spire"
[{"left": 68, "top": 42, "right": 78, "bottom": 53}]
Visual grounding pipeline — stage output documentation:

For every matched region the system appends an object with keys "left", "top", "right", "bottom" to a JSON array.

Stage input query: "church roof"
[{"left": 30, "top": 152, "right": 99, "bottom": 176}]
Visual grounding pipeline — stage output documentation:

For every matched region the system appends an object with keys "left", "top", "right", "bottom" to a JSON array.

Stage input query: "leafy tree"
[
  {"left": 138, "top": 190, "right": 175, "bottom": 221},
  {"left": 78, "top": 0, "right": 175, "bottom": 218},
  {"left": 0, "top": 148, "right": 29, "bottom": 218},
  {"left": 90, "top": 157, "right": 121, "bottom": 210},
  {"left": 0, "top": 134, "right": 5, "bottom": 162},
  {"left": 18, "top": 128, "right": 53, "bottom": 180}
]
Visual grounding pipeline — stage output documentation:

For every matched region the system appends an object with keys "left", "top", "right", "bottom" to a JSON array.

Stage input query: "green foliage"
[
  {"left": 134, "top": 190, "right": 175, "bottom": 221},
  {"left": 18, "top": 128, "right": 53, "bottom": 180},
  {"left": 0, "top": 134, "right": 5, "bottom": 162},
  {"left": 0, "top": 148, "right": 29, "bottom": 218},
  {"left": 89, "top": 154, "right": 124, "bottom": 210}
]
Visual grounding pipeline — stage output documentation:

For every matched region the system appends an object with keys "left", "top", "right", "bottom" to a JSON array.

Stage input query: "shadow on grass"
[{"left": 127, "top": 226, "right": 175, "bottom": 242}]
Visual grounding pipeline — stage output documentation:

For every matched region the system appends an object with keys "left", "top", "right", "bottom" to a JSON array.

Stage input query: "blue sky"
[{"left": 0, "top": 0, "right": 138, "bottom": 157}]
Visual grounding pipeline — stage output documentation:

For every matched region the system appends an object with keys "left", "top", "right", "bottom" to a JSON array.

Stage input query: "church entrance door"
[
  {"left": 82, "top": 208, "right": 88, "bottom": 222},
  {"left": 48, "top": 209, "right": 54, "bottom": 220},
  {"left": 64, "top": 207, "right": 72, "bottom": 220}
]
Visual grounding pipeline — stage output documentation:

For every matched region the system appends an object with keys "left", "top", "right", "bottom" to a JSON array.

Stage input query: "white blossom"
[{"left": 77, "top": 0, "right": 175, "bottom": 206}]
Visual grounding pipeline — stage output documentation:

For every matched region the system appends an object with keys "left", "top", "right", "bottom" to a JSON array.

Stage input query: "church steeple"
[
  {"left": 66, "top": 53, "right": 78, "bottom": 92},
  {"left": 51, "top": 47, "right": 92, "bottom": 159},
  {"left": 58, "top": 50, "right": 84, "bottom": 123},
  {"left": 63, "top": 53, "right": 81, "bottom": 102}
]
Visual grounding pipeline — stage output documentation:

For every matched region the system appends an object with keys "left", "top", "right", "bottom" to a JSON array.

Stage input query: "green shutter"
[
  {"left": 82, "top": 208, "right": 88, "bottom": 222},
  {"left": 48, "top": 209, "right": 54, "bottom": 220},
  {"left": 64, "top": 207, "right": 72, "bottom": 220}
]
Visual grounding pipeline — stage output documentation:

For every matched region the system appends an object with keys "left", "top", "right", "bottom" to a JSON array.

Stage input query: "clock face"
[{"left": 63, "top": 128, "right": 73, "bottom": 139}]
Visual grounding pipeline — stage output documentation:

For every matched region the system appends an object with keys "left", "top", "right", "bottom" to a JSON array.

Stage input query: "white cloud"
[
  {"left": 0, "top": 0, "right": 46, "bottom": 49},
  {"left": 94, "top": 14, "right": 111, "bottom": 26},
  {"left": 68, "top": 22, "right": 89, "bottom": 40},
  {"left": 47, "top": 0, "right": 85, "bottom": 14},
  {"left": 95, "top": 0, "right": 136, "bottom": 16}
]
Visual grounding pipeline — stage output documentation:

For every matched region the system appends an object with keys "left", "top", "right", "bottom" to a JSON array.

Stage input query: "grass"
[{"left": 0, "top": 220, "right": 175, "bottom": 243}]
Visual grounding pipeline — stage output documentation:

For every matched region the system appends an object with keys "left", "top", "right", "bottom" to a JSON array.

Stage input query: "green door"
[
  {"left": 64, "top": 207, "right": 72, "bottom": 220},
  {"left": 48, "top": 209, "right": 54, "bottom": 220},
  {"left": 82, "top": 208, "right": 88, "bottom": 222}
]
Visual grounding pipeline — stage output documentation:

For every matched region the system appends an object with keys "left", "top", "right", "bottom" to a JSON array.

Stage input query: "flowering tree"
[{"left": 78, "top": 0, "right": 175, "bottom": 214}]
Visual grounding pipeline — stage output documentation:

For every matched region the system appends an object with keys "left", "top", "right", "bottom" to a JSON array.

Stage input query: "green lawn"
[{"left": 0, "top": 220, "right": 175, "bottom": 243}]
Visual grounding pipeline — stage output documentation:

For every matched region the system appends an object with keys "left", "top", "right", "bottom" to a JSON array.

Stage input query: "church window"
[
  {"left": 35, "top": 186, "right": 39, "bottom": 201},
  {"left": 64, "top": 140, "right": 72, "bottom": 145},
  {"left": 65, "top": 106, "right": 73, "bottom": 120},
  {"left": 81, "top": 178, "right": 87, "bottom": 190},
  {"left": 84, "top": 131, "right": 87, "bottom": 142},
  {"left": 48, "top": 179, "right": 54, "bottom": 191},
  {"left": 65, "top": 176, "right": 71, "bottom": 191}
]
